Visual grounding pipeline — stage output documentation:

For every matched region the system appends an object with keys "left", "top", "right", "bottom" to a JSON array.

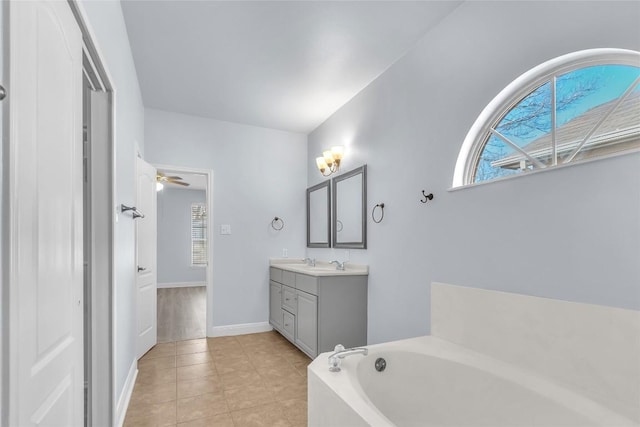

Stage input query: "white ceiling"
[{"left": 121, "top": 1, "right": 462, "bottom": 134}]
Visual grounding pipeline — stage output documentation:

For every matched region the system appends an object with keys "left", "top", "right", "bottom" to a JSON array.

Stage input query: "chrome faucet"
[
  {"left": 303, "top": 257, "right": 316, "bottom": 267},
  {"left": 328, "top": 344, "right": 368, "bottom": 372},
  {"left": 330, "top": 260, "right": 346, "bottom": 270}
]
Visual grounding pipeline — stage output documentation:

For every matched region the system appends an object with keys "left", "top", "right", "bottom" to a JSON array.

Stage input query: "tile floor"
[{"left": 124, "top": 331, "right": 311, "bottom": 427}]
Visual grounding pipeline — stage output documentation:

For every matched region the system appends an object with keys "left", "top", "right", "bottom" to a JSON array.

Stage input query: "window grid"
[
  {"left": 454, "top": 49, "right": 640, "bottom": 188},
  {"left": 191, "top": 203, "right": 207, "bottom": 267}
]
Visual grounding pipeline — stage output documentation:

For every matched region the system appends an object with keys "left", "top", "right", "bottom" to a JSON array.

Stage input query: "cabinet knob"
[{"left": 285, "top": 298, "right": 290, "bottom": 301}]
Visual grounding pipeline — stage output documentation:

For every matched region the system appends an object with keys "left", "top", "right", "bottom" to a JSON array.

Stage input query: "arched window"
[{"left": 453, "top": 49, "right": 640, "bottom": 187}]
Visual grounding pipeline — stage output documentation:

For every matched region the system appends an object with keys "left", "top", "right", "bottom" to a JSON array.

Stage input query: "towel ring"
[
  {"left": 372, "top": 203, "right": 385, "bottom": 224},
  {"left": 271, "top": 216, "right": 284, "bottom": 231}
]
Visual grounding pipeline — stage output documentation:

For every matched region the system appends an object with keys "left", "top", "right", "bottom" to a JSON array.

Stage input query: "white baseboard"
[
  {"left": 208, "top": 321, "right": 272, "bottom": 337},
  {"left": 157, "top": 282, "right": 206, "bottom": 289},
  {"left": 115, "top": 360, "right": 138, "bottom": 427}
]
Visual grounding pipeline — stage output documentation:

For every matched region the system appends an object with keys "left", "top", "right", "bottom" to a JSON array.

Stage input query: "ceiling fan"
[{"left": 156, "top": 172, "right": 190, "bottom": 187}]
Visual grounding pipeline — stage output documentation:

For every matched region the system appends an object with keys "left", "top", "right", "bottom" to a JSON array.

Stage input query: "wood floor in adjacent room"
[
  {"left": 124, "top": 332, "right": 310, "bottom": 427},
  {"left": 157, "top": 286, "right": 206, "bottom": 343}
]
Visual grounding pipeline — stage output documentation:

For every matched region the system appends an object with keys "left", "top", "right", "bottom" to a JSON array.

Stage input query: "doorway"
[
  {"left": 154, "top": 165, "right": 213, "bottom": 343},
  {"left": 80, "top": 32, "right": 114, "bottom": 427}
]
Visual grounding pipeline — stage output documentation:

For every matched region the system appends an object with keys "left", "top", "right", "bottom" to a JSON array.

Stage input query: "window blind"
[{"left": 191, "top": 203, "right": 207, "bottom": 266}]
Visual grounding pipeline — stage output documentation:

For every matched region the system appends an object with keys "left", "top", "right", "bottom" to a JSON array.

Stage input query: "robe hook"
[{"left": 421, "top": 191, "right": 434, "bottom": 204}]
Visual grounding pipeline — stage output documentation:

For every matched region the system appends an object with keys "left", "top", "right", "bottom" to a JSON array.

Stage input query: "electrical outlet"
[
  {"left": 220, "top": 224, "right": 231, "bottom": 235},
  {"left": 282, "top": 248, "right": 288, "bottom": 258}
]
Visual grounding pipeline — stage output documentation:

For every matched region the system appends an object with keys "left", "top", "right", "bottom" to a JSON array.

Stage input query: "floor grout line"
[{"left": 127, "top": 332, "right": 309, "bottom": 426}]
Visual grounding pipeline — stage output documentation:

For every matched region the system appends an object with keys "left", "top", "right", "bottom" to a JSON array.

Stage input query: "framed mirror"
[
  {"left": 306, "top": 180, "right": 331, "bottom": 248},
  {"left": 332, "top": 165, "right": 367, "bottom": 249}
]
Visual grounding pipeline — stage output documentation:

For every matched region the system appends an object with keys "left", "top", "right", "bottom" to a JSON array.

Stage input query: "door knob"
[{"left": 137, "top": 266, "right": 147, "bottom": 272}]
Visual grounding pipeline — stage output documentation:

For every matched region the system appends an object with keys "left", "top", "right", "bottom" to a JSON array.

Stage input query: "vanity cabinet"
[
  {"left": 295, "top": 290, "right": 318, "bottom": 356},
  {"left": 269, "top": 281, "right": 283, "bottom": 330},
  {"left": 269, "top": 266, "right": 368, "bottom": 358}
]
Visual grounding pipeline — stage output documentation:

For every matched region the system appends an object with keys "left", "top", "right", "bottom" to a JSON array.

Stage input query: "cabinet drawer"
[
  {"left": 282, "top": 310, "right": 295, "bottom": 342},
  {"left": 269, "top": 267, "right": 282, "bottom": 283},
  {"left": 282, "top": 270, "right": 296, "bottom": 287},
  {"left": 296, "top": 273, "right": 318, "bottom": 295},
  {"left": 282, "top": 285, "right": 297, "bottom": 314}
]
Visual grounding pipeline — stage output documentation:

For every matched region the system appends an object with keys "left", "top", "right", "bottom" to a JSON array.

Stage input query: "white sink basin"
[{"left": 272, "top": 261, "right": 368, "bottom": 276}]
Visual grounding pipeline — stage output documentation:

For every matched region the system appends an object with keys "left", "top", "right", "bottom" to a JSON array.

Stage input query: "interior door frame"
[
  {"left": 153, "top": 164, "right": 214, "bottom": 337},
  {"left": 0, "top": 1, "right": 115, "bottom": 425},
  {"left": 67, "top": 2, "right": 116, "bottom": 426}
]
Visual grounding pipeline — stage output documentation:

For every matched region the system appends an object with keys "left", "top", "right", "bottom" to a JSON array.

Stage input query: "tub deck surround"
[
  {"left": 308, "top": 282, "right": 640, "bottom": 426},
  {"left": 431, "top": 282, "right": 640, "bottom": 423},
  {"left": 308, "top": 336, "right": 636, "bottom": 427},
  {"left": 270, "top": 258, "right": 369, "bottom": 276}
]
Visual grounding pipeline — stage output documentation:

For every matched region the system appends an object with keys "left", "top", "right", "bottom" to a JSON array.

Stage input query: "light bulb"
[{"left": 156, "top": 182, "right": 164, "bottom": 191}]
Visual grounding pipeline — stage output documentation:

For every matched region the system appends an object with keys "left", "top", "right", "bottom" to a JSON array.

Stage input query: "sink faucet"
[
  {"left": 303, "top": 257, "right": 316, "bottom": 267},
  {"left": 328, "top": 344, "right": 368, "bottom": 372},
  {"left": 330, "top": 260, "right": 346, "bottom": 270}
]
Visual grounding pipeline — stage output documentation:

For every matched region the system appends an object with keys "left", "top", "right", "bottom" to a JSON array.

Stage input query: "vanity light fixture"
[{"left": 316, "top": 146, "right": 344, "bottom": 176}]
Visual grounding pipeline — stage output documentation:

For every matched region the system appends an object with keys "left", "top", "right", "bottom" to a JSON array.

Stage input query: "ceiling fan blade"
[
  {"left": 169, "top": 180, "right": 190, "bottom": 186},
  {"left": 165, "top": 175, "right": 183, "bottom": 180}
]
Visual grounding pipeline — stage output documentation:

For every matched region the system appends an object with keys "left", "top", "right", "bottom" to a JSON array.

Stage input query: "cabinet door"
[
  {"left": 282, "top": 310, "right": 296, "bottom": 342},
  {"left": 295, "top": 290, "right": 318, "bottom": 357},
  {"left": 269, "top": 281, "right": 283, "bottom": 330}
]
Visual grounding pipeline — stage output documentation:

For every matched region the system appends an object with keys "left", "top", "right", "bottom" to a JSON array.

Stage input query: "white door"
[
  {"left": 8, "top": 1, "right": 84, "bottom": 425},
  {"left": 136, "top": 157, "right": 158, "bottom": 358}
]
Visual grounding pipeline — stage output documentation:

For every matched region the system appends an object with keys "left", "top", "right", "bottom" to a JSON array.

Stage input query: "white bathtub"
[{"left": 308, "top": 336, "right": 637, "bottom": 427}]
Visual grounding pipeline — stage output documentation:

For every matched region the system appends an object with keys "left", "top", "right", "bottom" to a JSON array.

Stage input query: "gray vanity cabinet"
[
  {"left": 269, "top": 281, "right": 283, "bottom": 330},
  {"left": 295, "top": 291, "right": 318, "bottom": 356},
  {"left": 269, "top": 266, "right": 368, "bottom": 358}
]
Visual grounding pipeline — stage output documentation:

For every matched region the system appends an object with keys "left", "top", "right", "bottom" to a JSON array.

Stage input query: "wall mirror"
[
  {"left": 306, "top": 180, "right": 331, "bottom": 248},
  {"left": 332, "top": 165, "right": 367, "bottom": 249}
]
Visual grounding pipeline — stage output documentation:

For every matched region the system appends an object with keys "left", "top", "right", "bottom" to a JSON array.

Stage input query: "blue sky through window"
[{"left": 475, "top": 64, "right": 640, "bottom": 183}]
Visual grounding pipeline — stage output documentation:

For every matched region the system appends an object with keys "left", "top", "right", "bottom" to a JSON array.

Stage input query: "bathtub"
[{"left": 308, "top": 336, "right": 637, "bottom": 427}]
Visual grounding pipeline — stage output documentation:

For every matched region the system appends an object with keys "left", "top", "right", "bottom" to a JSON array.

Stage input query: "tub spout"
[{"left": 328, "top": 344, "right": 368, "bottom": 372}]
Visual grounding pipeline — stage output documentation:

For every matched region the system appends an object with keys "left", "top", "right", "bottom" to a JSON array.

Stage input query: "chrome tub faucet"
[{"left": 328, "top": 344, "right": 368, "bottom": 372}]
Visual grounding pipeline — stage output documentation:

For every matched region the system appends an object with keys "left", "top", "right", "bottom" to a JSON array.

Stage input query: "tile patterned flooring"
[{"left": 124, "top": 331, "right": 311, "bottom": 427}]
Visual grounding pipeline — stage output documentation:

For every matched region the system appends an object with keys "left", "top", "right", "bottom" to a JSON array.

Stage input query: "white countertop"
[{"left": 270, "top": 258, "right": 368, "bottom": 276}]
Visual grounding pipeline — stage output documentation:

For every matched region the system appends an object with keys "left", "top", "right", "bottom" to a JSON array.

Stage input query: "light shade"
[
  {"left": 316, "top": 157, "right": 328, "bottom": 171},
  {"left": 156, "top": 182, "right": 164, "bottom": 191},
  {"left": 331, "top": 146, "right": 344, "bottom": 160},
  {"left": 323, "top": 150, "right": 335, "bottom": 167}
]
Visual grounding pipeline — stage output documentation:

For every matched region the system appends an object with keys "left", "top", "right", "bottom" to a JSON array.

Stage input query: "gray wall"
[
  {"left": 145, "top": 108, "right": 307, "bottom": 330},
  {"left": 157, "top": 188, "right": 207, "bottom": 285},
  {"left": 1, "top": 2, "right": 5, "bottom": 423},
  {"left": 307, "top": 1, "right": 640, "bottom": 345},
  {"left": 78, "top": 0, "right": 145, "bottom": 411}
]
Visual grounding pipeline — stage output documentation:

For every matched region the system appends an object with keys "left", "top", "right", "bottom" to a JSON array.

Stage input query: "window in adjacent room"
[
  {"left": 191, "top": 203, "right": 207, "bottom": 266},
  {"left": 453, "top": 49, "right": 640, "bottom": 187}
]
